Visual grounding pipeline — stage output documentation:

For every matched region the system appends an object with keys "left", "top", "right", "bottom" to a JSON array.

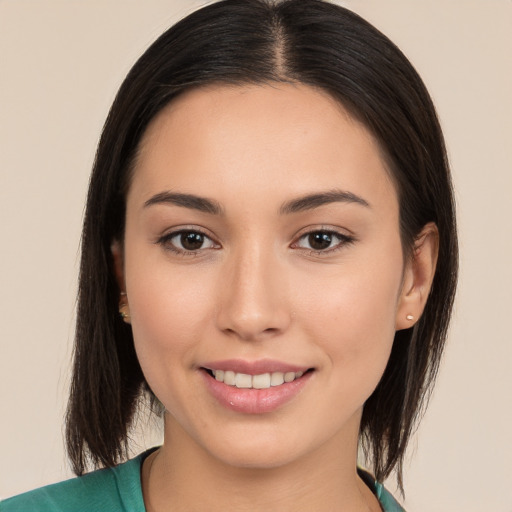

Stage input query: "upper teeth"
[{"left": 212, "top": 370, "right": 304, "bottom": 389}]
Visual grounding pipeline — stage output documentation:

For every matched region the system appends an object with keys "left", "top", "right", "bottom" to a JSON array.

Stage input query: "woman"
[{"left": 1, "top": 0, "right": 457, "bottom": 510}]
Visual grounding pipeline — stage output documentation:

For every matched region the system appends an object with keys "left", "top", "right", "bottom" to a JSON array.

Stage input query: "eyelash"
[
  {"left": 156, "top": 228, "right": 219, "bottom": 256},
  {"left": 156, "top": 228, "right": 355, "bottom": 257},
  {"left": 292, "top": 230, "right": 355, "bottom": 256}
]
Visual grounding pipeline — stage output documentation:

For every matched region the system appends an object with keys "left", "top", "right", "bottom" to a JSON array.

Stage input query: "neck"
[{"left": 142, "top": 414, "right": 380, "bottom": 512}]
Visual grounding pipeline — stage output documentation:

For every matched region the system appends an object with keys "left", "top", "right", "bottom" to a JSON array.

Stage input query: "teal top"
[{"left": 1, "top": 450, "right": 405, "bottom": 511}]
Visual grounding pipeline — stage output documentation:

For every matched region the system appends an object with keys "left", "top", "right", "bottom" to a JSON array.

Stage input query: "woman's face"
[{"left": 119, "top": 83, "right": 410, "bottom": 469}]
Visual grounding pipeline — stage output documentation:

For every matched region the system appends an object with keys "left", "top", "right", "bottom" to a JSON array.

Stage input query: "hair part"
[{"left": 66, "top": 0, "right": 457, "bottom": 492}]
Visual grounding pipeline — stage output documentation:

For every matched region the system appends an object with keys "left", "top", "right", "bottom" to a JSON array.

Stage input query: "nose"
[{"left": 215, "top": 243, "right": 291, "bottom": 341}]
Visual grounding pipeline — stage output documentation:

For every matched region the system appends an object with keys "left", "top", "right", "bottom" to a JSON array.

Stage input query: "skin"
[{"left": 113, "top": 83, "right": 438, "bottom": 512}]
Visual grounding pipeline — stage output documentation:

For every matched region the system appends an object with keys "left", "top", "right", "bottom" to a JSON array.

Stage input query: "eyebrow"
[
  {"left": 144, "top": 192, "right": 223, "bottom": 215},
  {"left": 143, "top": 188, "right": 369, "bottom": 216},
  {"left": 279, "top": 189, "right": 370, "bottom": 215}
]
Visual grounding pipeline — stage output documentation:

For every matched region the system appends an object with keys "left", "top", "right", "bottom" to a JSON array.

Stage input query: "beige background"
[{"left": 1, "top": 1, "right": 511, "bottom": 510}]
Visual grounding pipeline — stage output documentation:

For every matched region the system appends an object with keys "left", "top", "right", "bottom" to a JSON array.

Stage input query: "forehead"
[{"left": 130, "top": 83, "right": 397, "bottom": 213}]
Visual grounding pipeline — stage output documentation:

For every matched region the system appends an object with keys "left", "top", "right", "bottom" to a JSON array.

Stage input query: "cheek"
[
  {"left": 296, "top": 250, "right": 402, "bottom": 387},
  {"left": 127, "top": 272, "right": 215, "bottom": 416},
  {"left": 131, "top": 274, "right": 211, "bottom": 342},
  {"left": 124, "top": 247, "right": 216, "bottom": 384}
]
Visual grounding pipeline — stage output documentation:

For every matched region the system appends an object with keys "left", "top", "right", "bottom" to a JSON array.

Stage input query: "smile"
[
  {"left": 200, "top": 364, "right": 314, "bottom": 414},
  {"left": 209, "top": 369, "right": 304, "bottom": 389}
]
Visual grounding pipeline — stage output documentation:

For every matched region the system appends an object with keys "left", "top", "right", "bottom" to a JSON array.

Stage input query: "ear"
[
  {"left": 111, "top": 240, "right": 131, "bottom": 324},
  {"left": 111, "top": 240, "right": 126, "bottom": 292},
  {"left": 395, "top": 222, "right": 439, "bottom": 330}
]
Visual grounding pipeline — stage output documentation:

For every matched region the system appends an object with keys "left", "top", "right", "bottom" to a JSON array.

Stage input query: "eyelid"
[
  {"left": 292, "top": 223, "right": 355, "bottom": 238},
  {"left": 291, "top": 226, "right": 356, "bottom": 254},
  {"left": 155, "top": 225, "right": 354, "bottom": 257},
  {"left": 156, "top": 226, "right": 221, "bottom": 255}
]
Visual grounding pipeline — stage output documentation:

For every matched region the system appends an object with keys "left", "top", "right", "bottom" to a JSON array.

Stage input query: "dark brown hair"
[{"left": 66, "top": 0, "right": 458, "bottom": 490}]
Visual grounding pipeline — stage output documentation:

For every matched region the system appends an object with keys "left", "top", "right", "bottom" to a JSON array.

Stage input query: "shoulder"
[
  {"left": 0, "top": 451, "right": 151, "bottom": 512},
  {"left": 358, "top": 468, "right": 406, "bottom": 512}
]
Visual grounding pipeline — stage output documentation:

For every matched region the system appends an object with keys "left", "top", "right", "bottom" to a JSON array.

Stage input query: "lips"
[{"left": 200, "top": 359, "right": 314, "bottom": 414}]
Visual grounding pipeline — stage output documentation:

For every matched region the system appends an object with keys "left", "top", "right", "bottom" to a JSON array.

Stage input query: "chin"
[
  {"left": 193, "top": 419, "right": 341, "bottom": 472},
  {"left": 211, "top": 443, "right": 304, "bottom": 471}
]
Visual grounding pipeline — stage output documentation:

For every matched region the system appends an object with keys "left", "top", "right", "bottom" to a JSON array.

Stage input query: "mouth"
[
  {"left": 202, "top": 368, "right": 313, "bottom": 389},
  {"left": 199, "top": 362, "right": 315, "bottom": 414},
  {"left": 198, "top": 359, "right": 315, "bottom": 413}
]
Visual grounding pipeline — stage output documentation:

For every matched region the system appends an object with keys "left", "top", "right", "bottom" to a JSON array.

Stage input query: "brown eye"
[
  {"left": 160, "top": 230, "right": 217, "bottom": 253},
  {"left": 308, "top": 232, "right": 333, "bottom": 250},
  {"left": 180, "top": 231, "right": 205, "bottom": 250},
  {"left": 294, "top": 230, "right": 354, "bottom": 254}
]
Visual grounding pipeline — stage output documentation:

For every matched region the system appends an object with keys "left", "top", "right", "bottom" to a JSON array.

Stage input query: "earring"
[
  {"left": 119, "top": 305, "right": 131, "bottom": 322},
  {"left": 406, "top": 314, "right": 414, "bottom": 321},
  {"left": 119, "top": 292, "right": 131, "bottom": 323},
  {"left": 119, "top": 306, "right": 131, "bottom": 323}
]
